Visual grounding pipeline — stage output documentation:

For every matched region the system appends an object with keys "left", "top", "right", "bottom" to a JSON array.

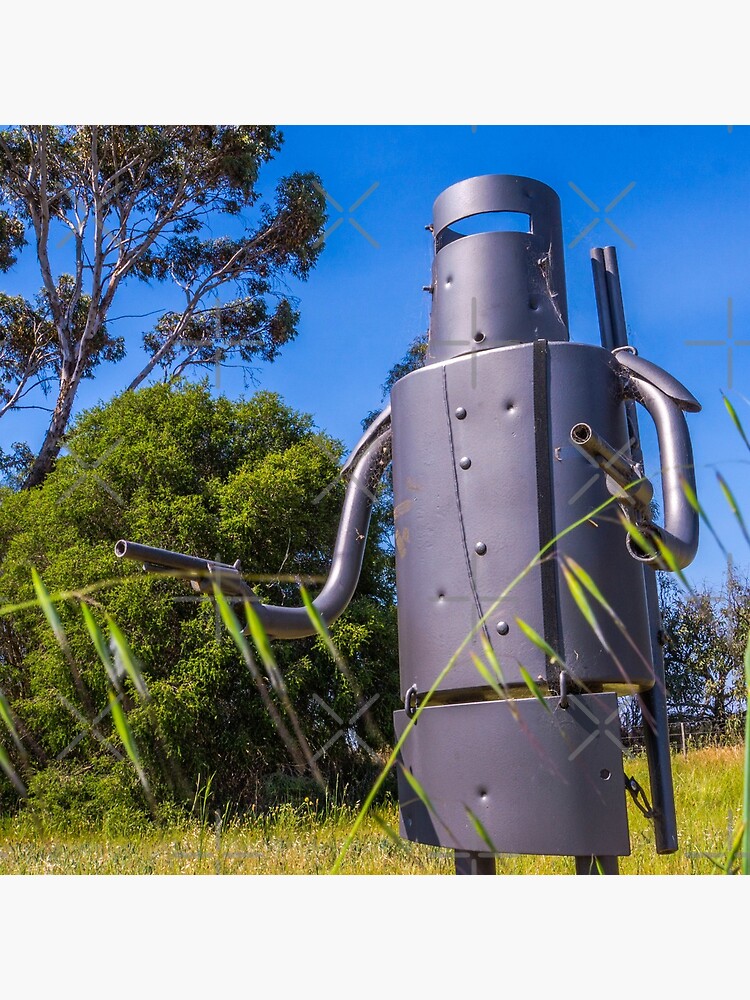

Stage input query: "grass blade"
[
  {"left": 722, "top": 391, "right": 750, "bottom": 453},
  {"left": 243, "top": 600, "right": 286, "bottom": 695},
  {"left": 0, "top": 689, "right": 25, "bottom": 758},
  {"left": 300, "top": 585, "right": 339, "bottom": 663},
  {"left": 518, "top": 666, "right": 551, "bottom": 713},
  {"left": 561, "top": 563, "right": 607, "bottom": 646},
  {"left": 743, "top": 628, "right": 750, "bottom": 875},
  {"left": 0, "top": 742, "right": 26, "bottom": 796},
  {"left": 213, "top": 587, "right": 322, "bottom": 784},
  {"left": 471, "top": 652, "right": 506, "bottom": 700},
  {"left": 681, "top": 478, "right": 728, "bottom": 558},
  {"left": 716, "top": 472, "right": 750, "bottom": 549},
  {"left": 31, "top": 567, "right": 68, "bottom": 651},
  {"left": 80, "top": 604, "right": 117, "bottom": 687},
  {"left": 464, "top": 806, "right": 498, "bottom": 855},
  {"left": 564, "top": 557, "right": 618, "bottom": 622},
  {"left": 400, "top": 764, "right": 436, "bottom": 813},
  {"left": 107, "top": 691, "right": 148, "bottom": 793},
  {"left": 106, "top": 615, "right": 149, "bottom": 701},
  {"left": 617, "top": 513, "right": 658, "bottom": 560},
  {"left": 653, "top": 535, "right": 693, "bottom": 594},
  {"left": 480, "top": 633, "right": 507, "bottom": 686},
  {"left": 515, "top": 616, "right": 564, "bottom": 668},
  {"left": 723, "top": 820, "right": 746, "bottom": 875},
  {"left": 371, "top": 811, "right": 409, "bottom": 852}
]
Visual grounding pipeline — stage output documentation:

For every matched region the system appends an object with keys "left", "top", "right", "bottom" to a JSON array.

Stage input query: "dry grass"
[{"left": 0, "top": 745, "right": 743, "bottom": 874}]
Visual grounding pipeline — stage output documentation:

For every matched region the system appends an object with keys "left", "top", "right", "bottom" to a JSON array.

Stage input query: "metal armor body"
[{"left": 390, "top": 175, "right": 699, "bottom": 862}]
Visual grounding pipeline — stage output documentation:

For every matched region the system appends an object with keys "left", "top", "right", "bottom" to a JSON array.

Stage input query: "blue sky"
[{"left": 3, "top": 125, "right": 748, "bottom": 590}]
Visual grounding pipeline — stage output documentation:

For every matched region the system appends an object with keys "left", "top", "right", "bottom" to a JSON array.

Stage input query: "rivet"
[
  {"left": 473, "top": 331, "right": 485, "bottom": 343},
  {"left": 455, "top": 406, "right": 467, "bottom": 420},
  {"left": 496, "top": 621, "right": 509, "bottom": 635},
  {"left": 600, "top": 769, "right": 612, "bottom": 781},
  {"left": 459, "top": 456, "right": 471, "bottom": 470},
  {"left": 475, "top": 542, "right": 487, "bottom": 555}
]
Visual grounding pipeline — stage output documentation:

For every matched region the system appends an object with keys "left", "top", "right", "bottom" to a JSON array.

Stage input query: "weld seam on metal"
[
  {"left": 533, "top": 339, "right": 564, "bottom": 690},
  {"left": 441, "top": 365, "right": 490, "bottom": 645}
]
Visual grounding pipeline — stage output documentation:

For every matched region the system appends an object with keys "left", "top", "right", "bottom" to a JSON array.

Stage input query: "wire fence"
[{"left": 619, "top": 717, "right": 746, "bottom": 754}]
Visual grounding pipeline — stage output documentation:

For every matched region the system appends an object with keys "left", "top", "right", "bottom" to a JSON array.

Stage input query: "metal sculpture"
[{"left": 116, "top": 174, "right": 700, "bottom": 874}]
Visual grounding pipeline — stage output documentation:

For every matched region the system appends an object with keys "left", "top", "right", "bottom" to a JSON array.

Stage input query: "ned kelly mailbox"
[{"left": 117, "top": 174, "right": 700, "bottom": 875}]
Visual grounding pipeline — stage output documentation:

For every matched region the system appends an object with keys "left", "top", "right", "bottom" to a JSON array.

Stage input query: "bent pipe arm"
[
  {"left": 623, "top": 376, "right": 699, "bottom": 570},
  {"left": 254, "top": 424, "right": 392, "bottom": 639}
]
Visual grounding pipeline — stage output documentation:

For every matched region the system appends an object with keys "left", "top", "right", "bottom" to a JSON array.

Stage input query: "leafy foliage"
[
  {"left": 0, "top": 382, "right": 398, "bottom": 825},
  {"left": 660, "top": 566, "right": 750, "bottom": 725}
]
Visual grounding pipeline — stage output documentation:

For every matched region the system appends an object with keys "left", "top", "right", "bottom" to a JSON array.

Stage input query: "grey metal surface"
[
  {"left": 569, "top": 421, "right": 654, "bottom": 509},
  {"left": 622, "top": 375, "right": 699, "bottom": 570},
  {"left": 114, "top": 540, "right": 256, "bottom": 599},
  {"left": 391, "top": 337, "right": 659, "bottom": 699},
  {"left": 591, "top": 249, "right": 615, "bottom": 352},
  {"left": 548, "top": 342, "right": 654, "bottom": 692},
  {"left": 390, "top": 344, "right": 546, "bottom": 697},
  {"left": 428, "top": 175, "right": 569, "bottom": 364},
  {"left": 395, "top": 693, "right": 631, "bottom": 857},
  {"left": 615, "top": 353, "right": 701, "bottom": 413}
]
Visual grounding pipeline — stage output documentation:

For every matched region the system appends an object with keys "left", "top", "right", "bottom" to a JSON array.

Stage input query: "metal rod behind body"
[
  {"left": 590, "top": 244, "right": 679, "bottom": 854},
  {"left": 603, "top": 246, "right": 629, "bottom": 349},
  {"left": 591, "top": 248, "right": 615, "bottom": 351}
]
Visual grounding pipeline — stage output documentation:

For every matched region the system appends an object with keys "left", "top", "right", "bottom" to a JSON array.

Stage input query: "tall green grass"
[
  {"left": 1, "top": 393, "right": 748, "bottom": 874},
  {"left": 0, "top": 746, "right": 743, "bottom": 874}
]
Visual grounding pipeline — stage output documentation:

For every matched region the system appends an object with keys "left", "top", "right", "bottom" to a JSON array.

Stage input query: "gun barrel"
[
  {"left": 115, "top": 540, "right": 253, "bottom": 597},
  {"left": 570, "top": 422, "right": 654, "bottom": 509}
]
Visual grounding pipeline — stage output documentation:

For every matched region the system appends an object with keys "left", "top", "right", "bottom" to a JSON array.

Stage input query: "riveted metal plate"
[
  {"left": 394, "top": 693, "right": 630, "bottom": 857},
  {"left": 548, "top": 342, "right": 653, "bottom": 691},
  {"left": 390, "top": 344, "right": 546, "bottom": 696}
]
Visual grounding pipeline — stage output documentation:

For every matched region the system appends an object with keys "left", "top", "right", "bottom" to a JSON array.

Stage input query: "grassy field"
[{"left": 0, "top": 745, "right": 744, "bottom": 874}]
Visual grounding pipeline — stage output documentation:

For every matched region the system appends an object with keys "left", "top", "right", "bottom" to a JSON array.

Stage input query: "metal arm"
[
  {"left": 115, "top": 410, "right": 392, "bottom": 639},
  {"left": 621, "top": 372, "right": 699, "bottom": 570}
]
